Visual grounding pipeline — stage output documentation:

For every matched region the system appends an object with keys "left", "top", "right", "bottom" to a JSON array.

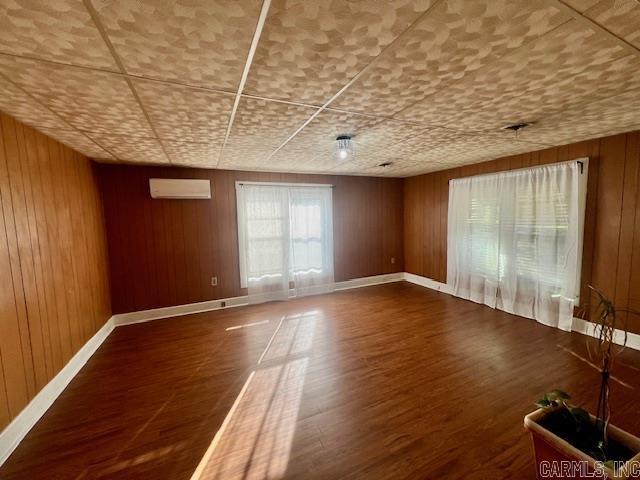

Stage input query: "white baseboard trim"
[
  {"left": 114, "top": 272, "right": 405, "bottom": 326},
  {"left": 403, "top": 272, "right": 453, "bottom": 294},
  {"left": 0, "top": 316, "right": 116, "bottom": 466},
  {"left": 335, "top": 272, "right": 404, "bottom": 291},
  {"left": 572, "top": 317, "right": 640, "bottom": 351},
  {"left": 113, "top": 295, "right": 248, "bottom": 327},
  {"left": 402, "top": 272, "right": 640, "bottom": 352}
]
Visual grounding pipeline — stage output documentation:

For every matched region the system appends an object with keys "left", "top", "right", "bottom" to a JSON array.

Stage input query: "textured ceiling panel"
[
  {"left": 220, "top": 97, "right": 319, "bottom": 169},
  {"left": 0, "top": 0, "right": 117, "bottom": 69},
  {"left": 510, "top": 88, "right": 640, "bottom": 146},
  {"left": 332, "top": 126, "right": 545, "bottom": 176},
  {"left": 133, "top": 80, "right": 234, "bottom": 142},
  {"left": 0, "top": 74, "right": 72, "bottom": 130},
  {"left": 397, "top": 21, "right": 639, "bottom": 130},
  {"left": 0, "top": 56, "right": 154, "bottom": 137},
  {"left": 397, "top": 51, "right": 640, "bottom": 134},
  {"left": 269, "top": 111, "right": 380, "bottom": 171},
  {"left": 0, "top": 1, "right": 639, "bottom": 176},
  {"left": 338, "top": 120, "right": 441, "bottom": 169},
  {"left": 578, "top": 0, "right": 640, "bottom": 49},
  {"left": 164, "top": 141, "right": 221, "bottom": 167},
  {"left": 562, "top": 0, "right": 601, "bottom": 12},
  {"left": 244, "top": 0, "right": 436, "bottom": 105},
  {"left": 92, "top": 0, "right": 263, "bottom": 89},
  {"left": 333, "top": 0, "right": 569, "bottom": 116},
  {"left": 88, "top": 134, "right": 169, "bottom": 164},
  {"left": 367, "top": 134, "right": 546, "bottom": 177},
  {"left": 36, "top": 128, "right": 114, "bottom": 159}
]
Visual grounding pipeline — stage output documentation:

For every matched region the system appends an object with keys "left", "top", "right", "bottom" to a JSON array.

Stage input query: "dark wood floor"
[{"left": 1, "top": 282, "right": 639, "bottom": 479}]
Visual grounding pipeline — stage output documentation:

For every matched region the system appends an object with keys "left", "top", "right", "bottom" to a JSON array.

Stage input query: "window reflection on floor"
[{"left": 192, "top": 310, "right": 319, "bottom": 480}]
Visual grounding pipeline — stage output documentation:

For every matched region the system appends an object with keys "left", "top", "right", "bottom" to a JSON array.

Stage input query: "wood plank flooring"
[{"left": 1, "top": 282, "right": 639, "bottom": 479}]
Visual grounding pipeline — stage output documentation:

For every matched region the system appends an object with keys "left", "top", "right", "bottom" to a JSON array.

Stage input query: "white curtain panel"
[
  {"left": 289, "top": 186, "right": 335, "bottom": 297},
  {"left": 237, "top": 183, "right": 334, "bottom": 304},
  {"left": 237, "top": 184, "right": 290, "bottom": 304},
  {"left": 447, "top": 160, "right": 587, "bottom": 331}
]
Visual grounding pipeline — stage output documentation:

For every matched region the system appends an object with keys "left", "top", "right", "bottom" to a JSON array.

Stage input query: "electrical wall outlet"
[{"left": 211, "top": 276, "right": 218, "bottom": 286}]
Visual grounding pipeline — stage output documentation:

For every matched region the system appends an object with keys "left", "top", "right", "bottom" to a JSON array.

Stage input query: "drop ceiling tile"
[
  {"left": 88, "top": 134, "right": 169, "bottom": 164},
  {"left": 332, "top": 127, "right": 542, "bottom": 176},
  {"left": 133, "top": 79, "right": 234, "bottom": 142},
  {"left": 343, "top": 121, "right": 449, "bottom": 171},
  {"left": 0, "top": 74, "right": 72, "bottom": 130},
  {"left": 92, "top": 0, "right": 263, "bottom": 89},
  {"left": 230, "top": 97, "right": 319, "bottom": 144},
  {"left": 511, "top": 88, "right": 640, "bottom": 146},
  {"left": 164, "top": 141, "right": 220, "bottom": 167},
  {"left": 333, "top": 0, "right": 569, "bottom": 116},
  {"left": 269, "top": 111, "right": 380, "bottom": 171},
  {"left": 0, "top": 56, "right": 154, "bottom": 137},
  {"left": 352, "top": 119, "right": 433, "bottom": 148},
  {"left": 220, "top": 97, "right": 319, "bottom": 169},
  {"left": 580, "top": 0, "right": 640, "bottom": 49},
  {"left": 36, "top": 128, "right": 114, "bottom": 159},
  {"left": 412, "top": 133, "right": 532, "bottom": 164},
  {"left": 562, "top": 0, "right": 601, "bottom": 12},
  {"left": 0, "top": 1, "right": 117, "bottom": 69},
  {"left": 397, "top": 21, "right": 640, "bottom": 131},
  {"left": 361, "top": 160, "right": 452, "bottom": 177},
  {"left": 244, "top": 0, "right": 437, "bottom": 105}
]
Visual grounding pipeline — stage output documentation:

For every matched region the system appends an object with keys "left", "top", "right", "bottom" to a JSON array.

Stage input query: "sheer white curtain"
[
  {"left": 447, "top": 160, "right": 587, "bottom": 331},
  {"left": 237, "top": 184, "right": 290, "bottom": 304},
  {"left": 237, "top": 183, "right": 334, "bottom": 304},
  {"left": 289, "top": 186, "right": 334, "bottom": 297}
]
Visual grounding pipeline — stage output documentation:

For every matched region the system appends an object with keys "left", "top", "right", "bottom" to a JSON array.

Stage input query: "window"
[
  {"left": 447, "top": 159, "right": 588, "bottom": 331},
  {"left": 236, "top": 182, "right": 334, "bottom": 304}
]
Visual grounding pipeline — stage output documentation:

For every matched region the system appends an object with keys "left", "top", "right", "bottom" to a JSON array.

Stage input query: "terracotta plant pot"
[{"left": 524, "top": 408, "right": 640, "bottom": 479}]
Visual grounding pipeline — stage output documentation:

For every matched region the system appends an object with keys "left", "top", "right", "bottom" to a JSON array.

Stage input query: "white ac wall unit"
[{"left": 149, "top": 178, "right": 211, "bottom": 199}]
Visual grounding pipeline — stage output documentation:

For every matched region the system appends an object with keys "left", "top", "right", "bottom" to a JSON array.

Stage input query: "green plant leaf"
[{"left": 569, "top": 407, "right": 590, "bottom": 425}]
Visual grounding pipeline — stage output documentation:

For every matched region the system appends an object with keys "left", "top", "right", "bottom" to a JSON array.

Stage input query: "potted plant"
[{"left": 524, "top": 287, "right": 640, "bottom": 479}]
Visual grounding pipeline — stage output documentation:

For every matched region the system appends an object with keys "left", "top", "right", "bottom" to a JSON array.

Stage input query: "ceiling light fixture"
[{"left": 334, "top": 135, "right": 354, "bottom": 161}]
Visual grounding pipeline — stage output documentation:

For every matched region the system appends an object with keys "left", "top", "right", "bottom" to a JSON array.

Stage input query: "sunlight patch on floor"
[
  {"left": 557, "top": 344, "right": 634, "bottom": 389},
  {"left": 226, "top": 320, "right": 271, "bottom": 331},
  {"left": 191, "top": 310, "right": 319, "bottom": 480}
]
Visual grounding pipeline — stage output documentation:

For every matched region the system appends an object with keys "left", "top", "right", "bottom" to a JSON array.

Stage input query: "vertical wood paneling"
[
  {"left": 99, "top": 165, "right": 405, "bottom": 314},
  {"left": 0, "top": 115, "right": 36, "bottom": 405},
  {"left": 13, "top": 121, "right": 50, "bottom": 390},
  {"left": 591, "top": 134, "right": 627, "bottom": 301},
  {"left": 618, "top": 132, "right": 640, "bottom": 333},
  {"left": 0, "top": 113, "right": 111, "bottom": 430},
  {"left": 630, "top": 155, "right": 640, "bottom": 331},
  {"left": 403, "top": 129, "right": 640, "bottom": 334}
]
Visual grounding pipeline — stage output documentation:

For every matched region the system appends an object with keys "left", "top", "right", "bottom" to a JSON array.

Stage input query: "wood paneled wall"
[
  {"left": 404, "top": 130, "right": 640, "bottom": 334},
  {"left": 98, "top": 165, "right": 404, "bottom": 314},
  {"left": 0, "top": 113, "right": 111, "bottom": 430}
]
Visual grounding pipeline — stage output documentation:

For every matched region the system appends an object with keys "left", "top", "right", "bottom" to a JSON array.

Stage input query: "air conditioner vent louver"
[{"left": 149, "top": 178, "right": 211, "bottom": 199}]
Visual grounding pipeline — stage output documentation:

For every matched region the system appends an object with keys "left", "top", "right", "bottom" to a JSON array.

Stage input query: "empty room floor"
[{"left": 1, "top": 282, "right": 639, "bottom": 480}]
